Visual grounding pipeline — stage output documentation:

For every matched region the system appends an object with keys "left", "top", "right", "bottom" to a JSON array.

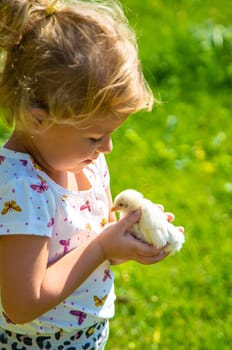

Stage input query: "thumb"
[{"left": 118, "top": 210, "right": 141, "bottom": 230}]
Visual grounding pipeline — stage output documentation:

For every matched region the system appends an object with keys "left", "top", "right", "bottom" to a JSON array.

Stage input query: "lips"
[
  {"left": 84, "top": 159, "right": 92, "bottom": 164},
  {"left": 83, "top": 153, "right": 99, "bottom": 165}
]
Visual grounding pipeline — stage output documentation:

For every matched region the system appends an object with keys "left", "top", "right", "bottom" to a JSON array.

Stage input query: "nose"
[{"left": 98, "top": 135, "right": 113, "bottom": 154}]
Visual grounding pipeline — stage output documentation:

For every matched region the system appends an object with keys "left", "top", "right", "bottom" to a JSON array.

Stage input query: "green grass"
[
  {"left": 106, "top": 1, "right": 232, "bottom": 349},
  {"left": 0, "top": 0, "right": 231, "bottom": 349}
]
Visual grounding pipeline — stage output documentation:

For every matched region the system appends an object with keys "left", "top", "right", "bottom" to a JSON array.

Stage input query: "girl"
[{"left": 0, "top": 0, "right": 176, "bottom": 348}]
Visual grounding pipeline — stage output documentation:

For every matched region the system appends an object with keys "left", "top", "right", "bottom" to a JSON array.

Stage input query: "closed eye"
[{"left": 89, "top": 137, "right": 103, "bottom": 143}]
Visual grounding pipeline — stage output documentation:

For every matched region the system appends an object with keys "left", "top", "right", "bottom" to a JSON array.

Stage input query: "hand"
[
  {"left": 96, "top": 210, "right": 170, "bottom": 265},
  {"left": 157, "top": 204, "right": 185, "bottom": 234}
]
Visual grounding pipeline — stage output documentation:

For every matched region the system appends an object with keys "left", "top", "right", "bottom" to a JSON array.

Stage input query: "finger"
[
  {"left": 156, "top": 204, "right": 164, "bottom": 211},
  {"left": 154, "top": 250, "right": 170, "bottom": 261},
  {"left": 118, "top": 210, "right": 141, "bottom": 230},
  {"left": 131, "top": 237, "right": 167, "bottom": 257},
  {"left": 165, "top": 212, "right": 175, "bottom": 222},
  {"left": 136, "top": 250, "right": 170, "bottom": 265}
]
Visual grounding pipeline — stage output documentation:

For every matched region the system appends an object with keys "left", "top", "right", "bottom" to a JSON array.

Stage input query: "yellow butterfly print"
[
  {"left": 93, "top": 295, "right": 107, "bottom": 307},
  {"left": 1, "top": 200, "right": 22, "bottom": 215},
  {"left": 30, "top": 156, "right": 42, "bottom": 170},
  {"left": 61, "top": 195, "right": 68, "bottom": 202},
  {"left": 100, "top": 218, "right": 108, "bottom": 227},
  {"left": 85, "top": 223, "right": 92, "bottom": 231}
]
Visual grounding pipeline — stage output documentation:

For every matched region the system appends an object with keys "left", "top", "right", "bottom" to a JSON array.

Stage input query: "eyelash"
[{"left": 89, "top": 137, "right": 102, "bottom": 143}]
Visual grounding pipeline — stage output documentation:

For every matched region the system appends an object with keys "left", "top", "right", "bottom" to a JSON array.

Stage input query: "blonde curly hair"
[{"left": 0, "top": 0, "right": 154, "bottom": 131}]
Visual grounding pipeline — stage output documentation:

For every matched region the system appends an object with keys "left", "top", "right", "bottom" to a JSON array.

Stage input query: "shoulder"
[
  {"left": 0, "top": 151, "right": 56, "bottom": 234},
  {"left": 0, "top": 148, "right": 37, "bottom": 180},
  {"left": 0, "top": 172, "right": 56, "bottom": 236}
]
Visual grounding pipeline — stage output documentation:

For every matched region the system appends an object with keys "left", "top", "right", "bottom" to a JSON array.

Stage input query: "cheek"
[
  {"left": 73, "top": 145, "right": 95, "bottom": 159},
  {"left": 38, "top": 138, "right": 94, "bottom": 167},
  {"left": 44, "top": 148, "right": 78, "bottom": 167}
]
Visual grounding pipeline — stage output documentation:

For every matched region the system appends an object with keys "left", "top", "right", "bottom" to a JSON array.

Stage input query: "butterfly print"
[
  {"left": 85, "top": 223, "right": 92, "bottom": 231},
  {"left": 20, "top": 159, "right": 28, "bottom": 166},
  {"left": 103, "top": 269, "right": 112, "bottom": 282},
  {"left": 30, "top": 156, "right": 42, "bottom": 170},
  {"left": 61, "top": 195, "right": 68, "bottom": 202},
  {"left": 47, "top": 217, "right": 55, "bottom": 227},
  {"left": 59, "top": 239, "right": 71, "bottom": 254},
  {"left": 30, "top": 175, "right": 49, "bottom": 193},
  {"left": 80, "top": 200, "right": 91, "bottom": 212},
  {"left": 0, "top": 156, "right": 5, "bottom": 165},
  {"left": 100, "top": 218, "right": 107, "bottom": 227},
  {"left": 1, "top": 200, "right": 22, "bottom": 215},
  {"left": 93, "top": 295, "right": 107, "bottom": 307},
  {"left": 103, "top": 168, "right": 108, "bottom": 178},
  {"left": 70, "top": 310, "right": 87, "bottom": 325}
]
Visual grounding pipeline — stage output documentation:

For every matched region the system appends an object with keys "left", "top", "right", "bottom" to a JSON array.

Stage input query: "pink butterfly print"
[
  {"left": 59, "top": 238, "right": 71, "bottom": 254},
  {"left": 0, "top": 156, "right": 5, "bottom": 165},
  {"left": 70, "top": 310, "right": 87, "bottom": 325},
  {"left": 30, "top": 175, "right": 49, "bottom": 193},
  {"left": 47, "top": 217, "right": 55, "bottom": 227},
  {"left": 104, "top": 168, "right": 108, "bottom": 178},
  {"left": 80, "top": 200, "right": 91, "bottom": 212},
  {"left": 103, "top": 269, "right": 112, "bottom": 282}
]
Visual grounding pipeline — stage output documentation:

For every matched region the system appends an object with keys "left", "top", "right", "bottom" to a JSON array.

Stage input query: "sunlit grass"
[{"left": 106, "top": 1, "right": 232, "bottom": 349}]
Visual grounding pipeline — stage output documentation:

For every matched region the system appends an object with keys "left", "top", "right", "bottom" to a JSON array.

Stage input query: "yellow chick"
[{"left": 112, "top": 189, "right": 185, "bottom": 255}]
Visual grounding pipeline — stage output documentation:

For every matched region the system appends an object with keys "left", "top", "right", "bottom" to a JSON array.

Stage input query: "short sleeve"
[{"left": 0, "top": 175, "right": 56, "bottom": 237}]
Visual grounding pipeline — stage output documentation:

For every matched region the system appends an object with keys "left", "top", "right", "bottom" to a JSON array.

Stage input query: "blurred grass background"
[
  {"left": 106, "top": 0, "right": 232, "bottom": 349},
  {"left": 0, "top": 0, "right": 231, "bottom": 349}
]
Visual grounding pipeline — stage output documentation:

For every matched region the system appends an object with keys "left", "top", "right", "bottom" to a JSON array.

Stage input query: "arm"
[
  {"left": 0, "top": 211, "right": 167, "bottom": 324},
  {"left": 0, "top": 234, "right": 105, "bottom": 324}
]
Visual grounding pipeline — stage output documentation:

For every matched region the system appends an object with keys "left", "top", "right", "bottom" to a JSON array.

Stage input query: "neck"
[
  {"left": 5, "top": 130, "right": 57, "bottom": 178},
  {"left": 4, "top": 130, "right": 30, "bottom": 154},
  {"left": 4, "top": 130, "right": 91, "bottom": 191}
]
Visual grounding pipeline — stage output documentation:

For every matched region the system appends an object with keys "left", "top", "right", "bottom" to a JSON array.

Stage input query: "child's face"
[{"left": 30, "top": 116, "right": 125, "bottom": 174}]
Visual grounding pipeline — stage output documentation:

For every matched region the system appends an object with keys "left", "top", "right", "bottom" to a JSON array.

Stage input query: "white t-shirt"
[{"left": 0, "top": 148, "right": 115, "bottom": 334}]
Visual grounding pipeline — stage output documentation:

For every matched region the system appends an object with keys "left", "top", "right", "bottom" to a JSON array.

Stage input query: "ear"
[{"left": 30, "top": 107, "right": 48, "bottom": 126}]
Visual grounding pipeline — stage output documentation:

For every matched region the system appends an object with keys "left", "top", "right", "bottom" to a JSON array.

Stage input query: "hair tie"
[{"left": 45, "top": 0, "right": 59, "bottom": 16}]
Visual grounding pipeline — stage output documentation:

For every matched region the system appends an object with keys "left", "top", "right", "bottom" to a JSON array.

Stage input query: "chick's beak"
[{"left": 111, "top": 205, "right": 119, "bottom": 212}]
